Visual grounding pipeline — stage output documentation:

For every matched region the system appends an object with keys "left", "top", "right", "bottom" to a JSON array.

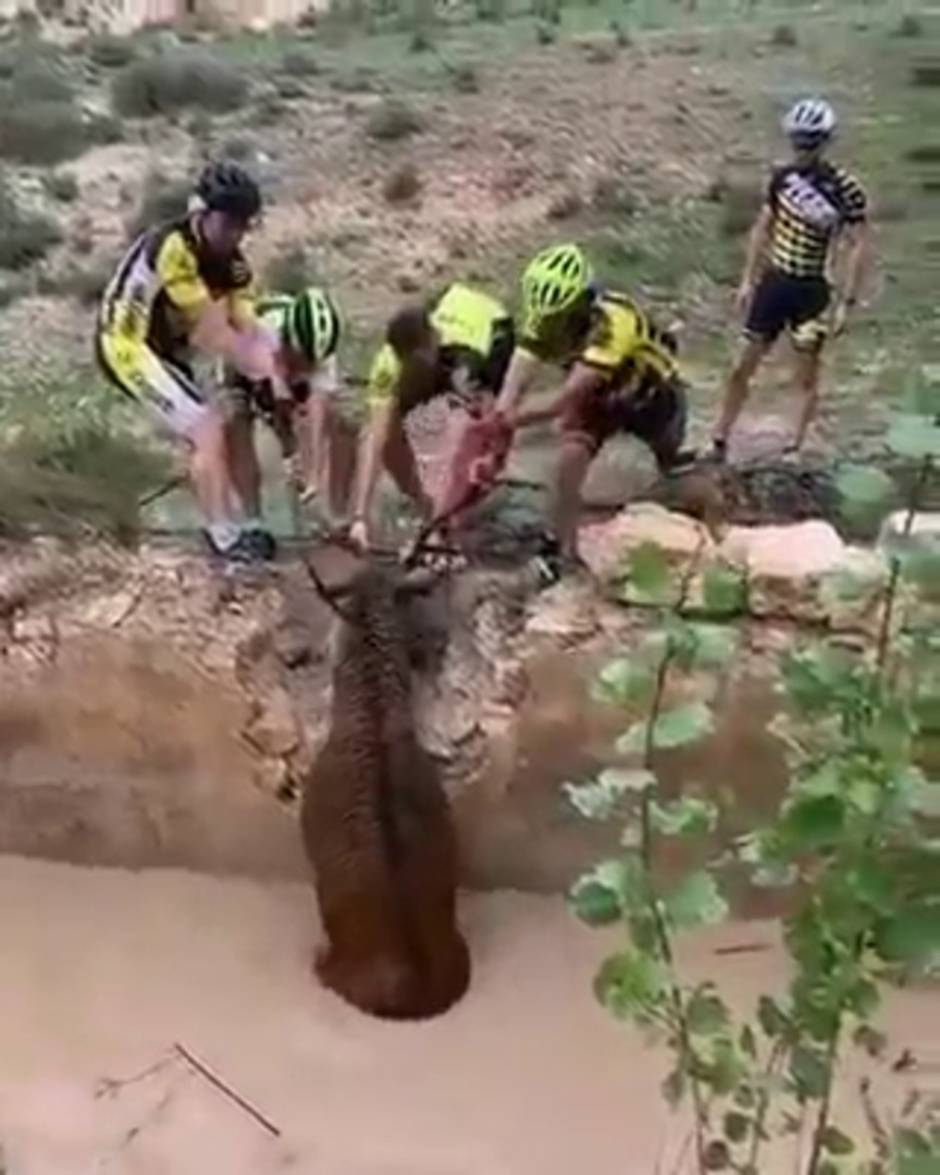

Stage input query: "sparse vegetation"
[
  {"left": 86, "top": 33, "right": 139, "bottom": 69},
  {"left": 365, "top": 98, "right": 423, "bottom": 141},
  {"left": 0, "top": 422, "right": 172, "bottom": 545},
  {"left": 279, "top": 47, "right": 321, "bottom": 76},
  {"left": 449, "top": 61, "right": 480, "bottom": 94},
  {"left": 126, "top": 171, "right": 191, "bottom": 240},
  {"left": 770, "top": 22, "right": 798, "bottom": 47},
  {"left": 0, "top": 101, "right": 88, "bottom": 166},
  {"left": 894, "top": 13, "right": 924, "bottom": 39},
  {"left": 264, "top": 245, "right": 314, "bottom": 296},
  {"left": 42, "top": 171, "right": 80, "bottom": 204},
  {"left": 383, "top": 161, "right": 422, "bottom": 204},
  {"left": 111, "top": 50, "right": 248, "bottom": 118},
  {"left": 547, "top": 188, "right": 583, "bottom": 220},
  {"left": 592, "top": 173, "right": 639, "bottom": 218},
  {"left": 0, "top": 175, "right": 62, "bottom": 270}
]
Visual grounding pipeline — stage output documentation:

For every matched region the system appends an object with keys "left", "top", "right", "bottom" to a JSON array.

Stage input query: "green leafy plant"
[
  {"left": 567, "top": 406, "right": 940, "bottom": 1172},
  {"left": 0, "top": 174, "right": 61, "bottom": 270}
]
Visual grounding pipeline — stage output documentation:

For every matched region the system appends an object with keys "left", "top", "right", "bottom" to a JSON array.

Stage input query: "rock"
[
  {"left": 525, "top": 579, "right": 600, "bottom": 644},
  {"left": 241, "top": 689, "right": 301, "bottom": 759}
]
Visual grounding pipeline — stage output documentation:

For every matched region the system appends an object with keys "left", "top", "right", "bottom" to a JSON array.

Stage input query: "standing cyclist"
[
  {"left": 96, "top": 161, "right": 288, "bottom": 563},
  {"left": 710, "top": 98, "right": 871, "bottom": 461}
]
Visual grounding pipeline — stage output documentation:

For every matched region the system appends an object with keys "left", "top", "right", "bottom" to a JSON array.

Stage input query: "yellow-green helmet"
[
  {"left": 285, "top": 286, "right": 342, "bottom": 364},
  {"left": 521, "top": 243, "right": 593, "bottom": 324}
]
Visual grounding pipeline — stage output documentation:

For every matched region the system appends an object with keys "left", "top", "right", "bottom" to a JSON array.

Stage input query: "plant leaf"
[
  {"left": 591, "top": 656, "right": 657, "bottom": 708},
  {"left": 723, "top": 1111, "right": 751, "bottom": 1144},
  {"left": 789, "top": 1045, "right": 830, "bottom": 1100},
  {"left": 562, "top": 768, "right": 654, "bottom": 820},
  {"left": 874, "top": 901, "right": 940, "bottom": 964},
  {"left": 625, "top": 540, "right": 673, "bottom": 602},
  {"left": 687, "top": 986, "right": 730, "bottom": 1035},
  {"left": 594, "top": 949, "right": 669, "bottom": 1021},
  {"left": 617, "top": 701, "right": 715, "bottom": 754},
  {"left": 757, "top": 995, "right": 790, "bottom": 1039},
  {"left": 702, "top": 561, "right": 748, "bottom": 617},
  {"left": 662, "top": 1066, "right": 686, "bottom": 1108},
  {"left": 686, "top": 622, "right": 739, "bottom": 669},
  {"left": 650, "top": 794, "right": 719, "bottom": 837},
  {"left": 836, "top": 464, "right": 896, "bottom": 523},
  {"left": 820, "top": 1125, "right": 855, "bottom": 1156},
  {"left": 665, "top": 870, "right": 728, "bottom": 929},
  {"left": 886, "top": 413, "right": 940, "bottom": 461}
]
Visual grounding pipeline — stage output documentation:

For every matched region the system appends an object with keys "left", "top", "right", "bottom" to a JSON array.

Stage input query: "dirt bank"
[{"left": 0, "top": 856, "right": 934, "bottom": 1175}]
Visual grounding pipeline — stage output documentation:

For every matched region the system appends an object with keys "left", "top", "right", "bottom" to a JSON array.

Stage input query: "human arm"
[
  {"left": 830, "top": 219, "right": 871, "bottom": 336},
  {"left": 512, "top": 362, "right": 608, "bottom": 429},
  {"left": 735, "top": 203, "right": 774, "bottom": 315},
  {"left": 495, "top": 346, "right": 541, "bottom": 417}
]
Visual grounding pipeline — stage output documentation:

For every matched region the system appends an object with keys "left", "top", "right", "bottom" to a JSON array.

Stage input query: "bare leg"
[
  {"left": 712, "top": 337, "right": 773, "bottom": 447},
  {"left": 326, "top": 409, "right": 358, "bottom": 520},
  {"left": 189, "top": 407, "right": 239, "bottom": 531},
  {"left": 790, "top": 346, "right": 823, "bottom": 451},
  {"left": 224, "top": 412, "right": 262, "bottom": 521},
  {"left": 553, "top": 438, "right": 594, "bottom": 560}
]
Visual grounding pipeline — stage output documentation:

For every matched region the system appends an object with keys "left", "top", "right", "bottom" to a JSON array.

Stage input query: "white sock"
[{"left": 208, "top": 521, "right": 240, "bottom": 551}]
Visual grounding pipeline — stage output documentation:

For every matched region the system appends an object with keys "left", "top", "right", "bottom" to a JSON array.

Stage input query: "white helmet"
[{"left": 782, "top": 98, "right": 837, "bottom": 148}]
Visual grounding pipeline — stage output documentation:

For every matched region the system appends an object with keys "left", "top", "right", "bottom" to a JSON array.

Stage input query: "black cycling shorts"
[{"left": 745, "top": 268, "right": 831, "bottom": 353}]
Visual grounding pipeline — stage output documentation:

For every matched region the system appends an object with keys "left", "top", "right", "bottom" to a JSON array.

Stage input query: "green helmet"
[
  {"left": 285, "top": 286, "right": 342, "bottom": 364},
  {"left": 521, "top": 243, "right": 593, "bottom": 324}
]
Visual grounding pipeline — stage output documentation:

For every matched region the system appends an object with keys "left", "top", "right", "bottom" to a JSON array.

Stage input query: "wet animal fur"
[{"left": 301, "top": 563, "right": 470, "bottom": 1020}]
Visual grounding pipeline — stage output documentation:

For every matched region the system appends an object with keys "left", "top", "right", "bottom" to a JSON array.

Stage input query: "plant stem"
[
  {"left": 875, "top": 454, "right": 932, "bottom": 674},
  {"left": 640, "top": 533, "right": 712, "bottom": 1172},
  {"left": 747, "top": 1038, "right": 787, "bottom": 1173},
  {"left": 804, "top": 1019, "right": 843, "bottom": 1175}
]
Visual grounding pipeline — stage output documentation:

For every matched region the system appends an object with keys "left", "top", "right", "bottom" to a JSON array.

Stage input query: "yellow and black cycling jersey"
[
  {"left": 519, "top": 289, "right": 678, "bottom": 390},
  {"left": 366, "top": 283, "right": 514, "bottom": 415},
  {"left": 97, "top": 216, "right": 256, "bottom": 362},
  {"left": 765, "top": 161, "right": 868, "bottom": 279}
]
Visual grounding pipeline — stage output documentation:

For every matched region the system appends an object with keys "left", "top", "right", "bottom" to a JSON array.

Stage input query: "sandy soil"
[{"left": 0, "top": 856, "right": 934, "bottom": 1175}]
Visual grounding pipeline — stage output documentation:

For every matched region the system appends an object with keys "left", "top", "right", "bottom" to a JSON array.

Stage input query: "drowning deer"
[{"left": 301, "top": 552, "right": 470, "bottom": 1020}]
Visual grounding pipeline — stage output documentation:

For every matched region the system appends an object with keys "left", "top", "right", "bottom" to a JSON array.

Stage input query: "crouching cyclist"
[
  {"left": 347, "top": 281, "right": 514, "bottom": 553},
  {"left": 95, "top": 160, "right": 288, "bottom": 563},
  {"left": 222, "top": 285, "right": 357, "bottom": 546},
  {"left": 494, "top": 243, "right": 696, "bottom": 576}
]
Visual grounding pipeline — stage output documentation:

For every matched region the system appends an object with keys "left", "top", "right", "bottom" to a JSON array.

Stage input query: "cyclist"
[
  {"left": 493, "top": 242, "right": 694, "bottom": 572},
  {"left": 710, "top": 98, "right": 870, "bottom": 461},
  {"left": 348, "top": 281, "right": 514, "bottom": 553},
  {"left": 222, "top": 285, "right": 356, "bottom": 538},
  {"left": 96, "top": 160, "right": 288, "bottom": 562}
]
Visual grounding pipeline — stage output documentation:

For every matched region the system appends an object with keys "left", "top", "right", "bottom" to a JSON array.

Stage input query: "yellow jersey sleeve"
[
  {"left": 365, "top": 343, "right": 402, "bottom": 410},
  {"left": 154, "top": 231, "right": 211, "bottom": 318},
  {"left": 227, "top": 284, "right": 258, "bottom": 331}
]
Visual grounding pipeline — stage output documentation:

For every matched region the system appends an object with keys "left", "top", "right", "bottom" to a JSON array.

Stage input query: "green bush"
[
  {"left": 280, "top": 48, "right": 320, "bottom": 76},
  {"left": 85, "top": 112, "right": 125, "bottom": 146},
  {"left": 220, "top": 134, "right": 256, "bottom": 161},
  {"left": 592, "top": 173, "right": 639, "bottom": 217},
  {"left": 86, "top": 34, "right": 138, "bottom": 69},
  {"left": 365, "top": 98, "right": 423, "bottom": 141},
  {"left": 126, "top": 171, "right": 191, "bottom": 239},
  {"left": 770, "top": 22, "right": 798, "bottom": 47},
  {"left": 0, "top": 423, "right": 172, "bottom": 545},
  {"left": 255, "top": 90, "right": 288, "bottom": 125},
  {"left": 42, "top": 170, "right": 80, "bottom": 203},
  {"left": 0, "top": 100, "right": 88, "bottom": 165},
  {"left": 450, "top": 62, "right": 480, "bottom": 94},
  {"left": 0, "top": 177, "right": 62, "bottom": 270},
  {"left": 111, "top": 51, "right": 248, "bottom": 118},
  {"left": 10, "top": 56, "right": 75, "bottom": 103},
  {"left": 57, "top": 259, "right": 115, "bottom": 306},
  {"left": 894, "top": 13, "right": 924, "bottom": 38}
]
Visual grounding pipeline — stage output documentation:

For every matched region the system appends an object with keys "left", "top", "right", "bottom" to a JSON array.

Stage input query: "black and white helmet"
[{"left": 782, "top": 98, "right": 837, "bottom": 148}]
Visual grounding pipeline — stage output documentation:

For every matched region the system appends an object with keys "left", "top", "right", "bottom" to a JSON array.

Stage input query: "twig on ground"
[{"left": 173, "top": 1042, "right": 281, "bottom": 1138}]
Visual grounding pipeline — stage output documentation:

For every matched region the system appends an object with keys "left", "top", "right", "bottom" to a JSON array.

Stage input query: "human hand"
[
  {"left": 348, "top": 517, "right": 370, "bottom": 553},
  {"left": 831, "top": 300, "right": 852, "bottom": 339},
  {"left": 734, "top": 278, "right": 754, "bottom": 319}
]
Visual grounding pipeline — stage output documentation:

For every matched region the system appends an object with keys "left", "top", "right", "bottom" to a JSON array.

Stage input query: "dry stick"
[{"left": 173, "top": 1043, "right": 281, "bottom": 1139}]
